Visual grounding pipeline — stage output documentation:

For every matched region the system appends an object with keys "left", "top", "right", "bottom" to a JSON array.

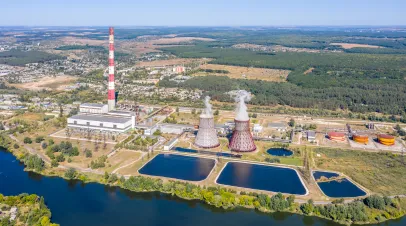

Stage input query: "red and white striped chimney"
[{"left": 108, "top": 27, "right": 115, "bottom": 111}]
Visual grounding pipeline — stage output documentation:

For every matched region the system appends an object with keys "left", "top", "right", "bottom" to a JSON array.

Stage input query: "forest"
[
  {"left": 0, "top": 50, "right": 65, "bottom": 66},
  {"left": 159, "top": 74, "right": 406, "bottom": 116},
  {"left": 159, "top": 37, "right": 406, "bottom": 116},
  {"left": 54, "top": 44, "right": 105, "bottom": 51}
]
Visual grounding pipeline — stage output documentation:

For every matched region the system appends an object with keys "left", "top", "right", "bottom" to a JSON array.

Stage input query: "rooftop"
[
  {"left": 69, "top": 114, "right": 131, "bottom": 124},
  {"left": 268, "top": 122, "right": 287, "bottom": 128},
  {"left": 80, "top": 103, "right": 106, "bottom": 108}
]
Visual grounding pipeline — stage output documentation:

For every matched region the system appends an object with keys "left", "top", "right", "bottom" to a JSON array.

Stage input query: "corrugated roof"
[
  {"left": 69, "top": 114, "right": 131, "bottom": 124},
  {"left": 80, "top": 103, "right": 106, "bottom": 108}
]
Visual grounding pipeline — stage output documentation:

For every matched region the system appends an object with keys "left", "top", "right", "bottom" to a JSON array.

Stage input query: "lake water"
[
  {"left": 267, "top": 148, "right": 293, "bottom": 157},
  {"left": 1, "top": 149, "right": 405, "bottom": 226},
  {"left": 216, "top": 161, "right": 307, "bottom": 195},
  {"left": 139, "top": 153, "right": 215, "bottom": 181},
  {"left": 317, "top": 179, "right": 367, "bottom": 198}
]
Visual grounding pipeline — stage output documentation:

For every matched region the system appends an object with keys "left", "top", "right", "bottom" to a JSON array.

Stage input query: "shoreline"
[{"left": 1, "top": 146, "right": 405, "bottom": 226}]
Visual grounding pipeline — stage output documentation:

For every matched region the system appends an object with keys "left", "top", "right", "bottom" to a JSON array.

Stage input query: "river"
[{"left": 0, "top": 149, "right": 405, "bottom": 226}]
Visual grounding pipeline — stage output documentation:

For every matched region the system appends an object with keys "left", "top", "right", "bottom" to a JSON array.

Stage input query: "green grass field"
[{"left": 313, "top": 147, "right": 406, "bottom": 195}]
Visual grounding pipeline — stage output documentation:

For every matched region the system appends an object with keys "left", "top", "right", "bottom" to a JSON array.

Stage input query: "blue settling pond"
[
  {"left": 267, "top": 148, "right": 293, "bottom": 157},
  {"left": 313, "top": 171, "right": 339, "bottom": 180},
  {"left": 216, "top": 162, "right": 307, "bottom": 195},
  {"left": 317, "top": 179, "right": 366, "bottom": 198},
  {"left": 139, "top": 154, "right": 215, "bottom": 181}
]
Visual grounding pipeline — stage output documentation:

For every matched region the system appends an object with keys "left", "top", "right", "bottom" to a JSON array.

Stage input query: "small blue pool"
[
  {"left": 313, "top": 171, "right": 339, "bottom": 180},
  {"left": 267, "top": 148, "right": 293, "bottom": 157},
  {"left": 139, "top": 154, "right": 215, "bottom": 181},
  {"left": 317, "top": 179, "right": 366, "bottom": 198},
  {"left": 216, "top": 162, "right": 307, "bottom": 195}
]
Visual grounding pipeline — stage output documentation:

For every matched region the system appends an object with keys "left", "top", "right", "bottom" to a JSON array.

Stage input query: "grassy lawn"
[
  {"left": 313, "top": 147, "right": 406, "bottom": 195},
  {"left": 104, "top": 150, "right": 141, "bottom": 173}
]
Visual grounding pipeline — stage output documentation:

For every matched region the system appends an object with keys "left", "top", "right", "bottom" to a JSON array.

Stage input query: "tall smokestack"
[{"left": 108, "top": 27, "right": 115, "bottom": 111}]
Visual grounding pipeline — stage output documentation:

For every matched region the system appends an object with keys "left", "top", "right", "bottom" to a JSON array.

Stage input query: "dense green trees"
[
  {"left": 90, "top": 155, "right": 107, "bottom": 169},
  {"left": 23, "top": 137, "right": 32, "bottom": 144},
  {"left": 50, "top": 141, "right": 79, "bottom": 157},
  {"left": 23, "top": 154, "right": 44, "bottom": 172},
  {"left": 159, "top": 74, "right": 406, "bottom": 116},
  {"left": 0, "top": 50, "right": 65, "bottom": 66},
  {"left": 65, "top": 168, "right": 76, "bottom": 180},
  {"left": 118, "top": 175, "right": 403, "bottom": 224},
  {"left": 0, "top": 193, "right": 59, "bottom": 226},
  {"left": 55, "top": 45, "right": 105, "bottom": 51}
]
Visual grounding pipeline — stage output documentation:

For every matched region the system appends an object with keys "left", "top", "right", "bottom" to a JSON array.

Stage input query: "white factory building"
[{"left": 67, "top": 103, "right": 135, "bottom": 133}]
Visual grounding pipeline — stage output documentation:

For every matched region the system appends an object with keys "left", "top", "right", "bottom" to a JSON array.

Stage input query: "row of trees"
[{"left": 115, "top": 175, "right": 404, "bottom": 224}]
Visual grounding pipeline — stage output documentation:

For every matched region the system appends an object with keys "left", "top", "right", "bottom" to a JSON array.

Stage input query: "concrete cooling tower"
[
  {"left": 194, "top": 115, "right": 220, "bottom": 149},
  {"left": 229, "top": 119, "right": 257, "bottom": 152}
]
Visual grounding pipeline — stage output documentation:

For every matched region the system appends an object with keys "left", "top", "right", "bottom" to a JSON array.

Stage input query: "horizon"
[{"left": 2, "top": 0, "right": 405, "bottom": 26}]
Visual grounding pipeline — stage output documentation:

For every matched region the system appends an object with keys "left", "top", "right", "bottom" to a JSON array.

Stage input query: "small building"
[
  {"left": 268, "top": 122, "right": 287, "bottom": 131},
  {"left": 307, "top": 131, "right": 316, "bottom": 142},
  {"left": 164, "top": 138, "right": 178, "bottom": 151},
  {"left": 253, "top": 124, "right": 263, "bottom": 133},
  {"left": 10, "top": 207, "right": 17, "bottom": 221},
  {"left": 144, "top": 125, "right": 158, "bottom": 136},
  {"left": 158, "top": 123, "right": 195, "bottom": 134}
]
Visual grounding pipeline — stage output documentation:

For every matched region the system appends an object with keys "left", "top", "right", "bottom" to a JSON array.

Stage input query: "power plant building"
[{"left": 66, "top": 27, "right": 135, "bottom": 134}]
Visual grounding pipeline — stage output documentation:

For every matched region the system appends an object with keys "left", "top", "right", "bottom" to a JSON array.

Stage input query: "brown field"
[
  {"left": 60, "top": 36, "right": 106, "bottom": 46},
  {"left": 9, "top": 76, "right": 77, "bottom": 91},
  {"left": 330, "top": 43, "right": 384, "bottom": 49},
  {"left": 136, "top": 58, "right": 209, "bottom": 67},
  {"left": 195, "top": 64, "right": 290, "bottom": 82},
  {"left": 119, "top": 36, "right": 214, "bottom": 55}
]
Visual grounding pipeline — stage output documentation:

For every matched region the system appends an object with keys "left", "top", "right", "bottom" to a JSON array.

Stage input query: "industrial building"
[
  {"left": 307, "top": 131, "right": 316, "bottom": 142},
  {"left": 158, "top": 123, "right": 194, "bottom": 134},
  {"left": 66, "top": 27, "right": 135, "bottom": 134}
]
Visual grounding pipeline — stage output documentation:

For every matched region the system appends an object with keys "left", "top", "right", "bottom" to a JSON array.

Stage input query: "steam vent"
[
  {"left": 229, "top": 119, "right": 257, "bottom": 152},
  {"left": 194, "top": 115, "right": 220, "bottom": 149}
]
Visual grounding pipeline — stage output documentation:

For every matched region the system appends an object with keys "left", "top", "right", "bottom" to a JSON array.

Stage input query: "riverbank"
[
  {"left": 1, "top": 143, "right": 405, "bottom": 226},
  {"left": 0, "top": 193, "right": 59, "bottom": 226}
]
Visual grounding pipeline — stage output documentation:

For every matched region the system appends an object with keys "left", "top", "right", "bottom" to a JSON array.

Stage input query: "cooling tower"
[
  {"left": 229, "top": 119, "right": 256, "bottom": 152},
  {"left": 194, "top": 115, "right": 220, "bottom": 149}
]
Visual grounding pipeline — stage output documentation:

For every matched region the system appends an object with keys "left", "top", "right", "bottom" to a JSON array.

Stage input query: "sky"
[{"left": 2, "top": 0, "right": 405, "bottom": 26}]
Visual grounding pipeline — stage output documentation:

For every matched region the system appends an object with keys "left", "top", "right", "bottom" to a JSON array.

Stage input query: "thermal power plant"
[
  {"left": 377, "top": 134, "right": 395, "bottom": 146},
  {"left": 108, "top": 27, "right": 115, "bottom": 111},
  {"left": 228, "top": 90, "right": 257, "bottom": 152},
  {"left": 194, "top": 97, "right": 220, "bottom": 149}
]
